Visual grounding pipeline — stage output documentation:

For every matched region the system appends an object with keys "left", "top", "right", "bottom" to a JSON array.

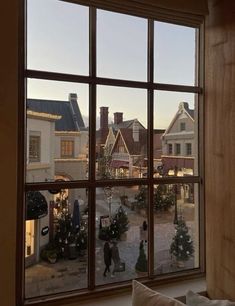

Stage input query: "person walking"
[
  {"left": 103, "top": 240, "right": 111, "bottom": 277},
  {"left": 111, "top": 240, "right": 120, "bottom": 277},
  {"left": 141, "top": 220, "right": 147, "bottom": 243}
]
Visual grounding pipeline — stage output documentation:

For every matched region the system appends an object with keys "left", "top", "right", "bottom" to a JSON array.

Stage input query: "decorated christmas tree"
[
  {"left": 170, "top": 218, "right": 194, "bottom": 262},
  {"left": 135, "top": 186, "right": 148, "bottom": 209},
  {"left": 53, "top": 191, "right": 87, "bottom": 259},
  {"left": 154, "top": 185, "right": 174, "bottom": 212},
  {"left": 135, "top": 241, "right": 148, "bottom": 272},
  {"left": 98, "top": 206, "right": 129, "bottom": 240},
  {"left": 113, "top": 205, "right": 129, "bottom": 236}
]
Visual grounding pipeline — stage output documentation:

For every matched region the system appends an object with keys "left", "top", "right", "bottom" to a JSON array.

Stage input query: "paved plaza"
[{"left": 25, "top": 188, "right": 196, "bottom": 298}]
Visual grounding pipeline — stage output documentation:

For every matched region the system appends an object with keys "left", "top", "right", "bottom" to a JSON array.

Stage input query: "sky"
[{"left": 27, "top": 0, "right": 196, "bottom": 129}]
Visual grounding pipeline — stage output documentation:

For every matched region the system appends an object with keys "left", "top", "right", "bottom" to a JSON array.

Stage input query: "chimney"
[
  {"left": 69, "top": 93, "right": 80, "bottom": 131},
  {"left": 114, "top": 112, "right": 123, "bottom": 125},
  {"left": 133, "top": 119, "right": 139, "bottom": 142},
  {"left": 100, "top": 107, "right": 109, "bottom": 144}
]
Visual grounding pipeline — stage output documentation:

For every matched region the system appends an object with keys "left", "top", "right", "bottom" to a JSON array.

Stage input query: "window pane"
[
  {"left": 96, "top": 86, "right": 147, "bottom": 179},
  {"left": 97, "top": 10, "right": 147, "bottom": 81},
  {"left": 154, "top": 22, "right": 197, "bottom": 86},
  {"left": 154, "top": 183, "right": 199, "bottom": 274},
  {"left": 26, "top": 79, "right": 89, "bottom": 183},
  {"left": 154, "top": 91, "right": 198, "bottom": 177},
  {"left": 27, "top": 0, "right": 89, "bottom": 75},
  {"left": 25, "top": 188, "right": 88, "bottom": 298},
  {"left": 95, "top": 185, "right": 148, "bottom": 285}
]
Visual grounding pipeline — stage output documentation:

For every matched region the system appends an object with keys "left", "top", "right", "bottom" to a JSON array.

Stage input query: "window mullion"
[
  {"left": 147, "top": 18, "right": 154, "bottom": 278},
  {"left": 88, "top": 6, "right": 97, "bottom": 290}
]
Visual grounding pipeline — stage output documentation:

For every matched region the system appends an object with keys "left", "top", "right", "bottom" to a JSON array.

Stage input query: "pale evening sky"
[{"left": 27, "top": 0, "right": 196, "bottom": 129}]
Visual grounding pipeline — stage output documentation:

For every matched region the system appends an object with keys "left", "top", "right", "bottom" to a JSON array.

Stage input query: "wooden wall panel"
[
  {"left": 0, "top": 4, "right": 18, "bottom": 306},
  {"left": 205, "top": 0, "right": 235, "bottom": 300}
]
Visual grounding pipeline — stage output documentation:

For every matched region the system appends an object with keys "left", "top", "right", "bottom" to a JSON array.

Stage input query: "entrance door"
[{"left": 25, "top": 220, "right": 37, "bottom": 267}]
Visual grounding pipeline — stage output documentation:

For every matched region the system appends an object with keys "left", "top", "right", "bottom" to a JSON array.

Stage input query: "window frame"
[
  {"left": 186, "top": 142, "right": 192, "bottom": 156},
  {"left": 29, "top": 134, "right": 41, "bottom": 162},
  {"left": 60, "top": 139, "right": 75, "bottom": 158},
  {"left": 17, "top": 1, "right": 205, "bottom": 304}
]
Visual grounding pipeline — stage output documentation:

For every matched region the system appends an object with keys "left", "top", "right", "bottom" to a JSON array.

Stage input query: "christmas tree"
[
  {"left": 154, "top": 185, "right": 174, "bottom": 212},
  {"left": 53, "top": 191, "right": 87, "bottom": 259},
  {"left": 113, "top": 205, "right": 129, "bottom": 236},
  {"left": 135, "top": 186, "right": 148, "bottom": 209},
  {"left": 98, "top": 206, "right": 129, "bottom": 240},
  {"left": 170, "top": 218, "right": 194, "bottom": 262},
  {"left": 135, "top": 241, "right": 148, "bottom": 272}
]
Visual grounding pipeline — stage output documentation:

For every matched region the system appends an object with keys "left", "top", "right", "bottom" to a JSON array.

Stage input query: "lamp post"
[{"left": 104, "top": 186, "right": 113, "bottom": 219}]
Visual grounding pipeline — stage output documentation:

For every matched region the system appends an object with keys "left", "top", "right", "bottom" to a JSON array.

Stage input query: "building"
[
  {"left": 27, "top": 93, "right": 89, "bottom": 204},
  {"left": 161, "top": 102, "right": 196, "bottom": 176},
  {"left": 26, "top": 109, "right": 60, "bottom": 266},
  {"left": 2, "top": 1, "right": 235, "bottom": 305}
]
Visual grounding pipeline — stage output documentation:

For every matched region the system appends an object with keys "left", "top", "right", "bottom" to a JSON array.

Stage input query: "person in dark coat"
[
  {"left": 111, "top": 241, "right": 120, "bottom": 277},
  {"left": 103, "top": 240, "right": 111, "bottom": 277}
]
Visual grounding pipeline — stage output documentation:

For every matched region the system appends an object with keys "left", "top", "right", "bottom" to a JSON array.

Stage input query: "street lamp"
[
  {"left": 168, "top": 166, "right": 179, "bottom": 224},
  {"left": 103, "top": 186, "right": 113, "bottom": 219}
]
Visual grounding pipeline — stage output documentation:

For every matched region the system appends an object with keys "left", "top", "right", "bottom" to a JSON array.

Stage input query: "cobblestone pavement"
[{"left": 25, "top": 188, "right": 196, "bottom": 298}]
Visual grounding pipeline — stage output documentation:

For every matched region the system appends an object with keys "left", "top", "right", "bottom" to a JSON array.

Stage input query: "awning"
[
  {"left": 111, "top": 160, "right": 129, "bottom": 168},
  {"left": 162, "top": 157, "right": 194, "bottom": 174}
]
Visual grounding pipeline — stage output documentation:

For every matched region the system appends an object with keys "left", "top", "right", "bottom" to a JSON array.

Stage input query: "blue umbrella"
[{"left": 72, "top": 199, "right": 80, "bottom": 230}]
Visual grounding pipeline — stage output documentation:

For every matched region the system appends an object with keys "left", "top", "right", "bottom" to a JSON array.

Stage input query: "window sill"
[{"left": 64, "top": 277, "right": 206, "bottom": 306}]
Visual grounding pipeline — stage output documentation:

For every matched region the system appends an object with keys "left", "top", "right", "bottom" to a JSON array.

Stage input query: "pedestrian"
[
  {"left": 103, "top": 240, "right": 111, "bottom": 277},
  {"left": 141, "top": 220, "right": 147, "bottom": 243},
  {"left": 111, "top": 240, "right": 120, "bottom": 277}
]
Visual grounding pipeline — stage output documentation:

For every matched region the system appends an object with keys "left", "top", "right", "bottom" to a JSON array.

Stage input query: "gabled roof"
[
  {"left": 162, "top": 102, "right": 194, "bottom": 137},
  {"left": 112, "top": 128, "right": 147, "bottom": 156},
  {"left": 109, "top": 119, "right": 145, "bottom": 131},
  {"left": 27, "top": 98, "right": 85, "bottom": 132}
]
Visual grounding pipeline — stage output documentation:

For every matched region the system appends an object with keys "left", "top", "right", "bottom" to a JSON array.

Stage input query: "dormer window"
[{"left": 180, "top": 122, "right": 186, "bottom": 131}]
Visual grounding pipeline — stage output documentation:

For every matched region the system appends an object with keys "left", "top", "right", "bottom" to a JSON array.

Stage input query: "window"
[
  {"left": 29, "top": 135, "right": 40, "bottom": 162},
  {"left": 180, "top": 122, "right": 186, "bottom": 131},
  {"left": 175, "top": 143, "right": 181, "bottom": 155},
  {"left": 61, "top": 140, "right": 74, "bottom": 158},
  {"left": 168, "top": 143, "right": 173, "bottom": 154},
  {"left": 186, "top": 143, "right": 192, "bottom": 156},
  {"left": 22, "top": 0, "right": 204, "bottom": 303}
]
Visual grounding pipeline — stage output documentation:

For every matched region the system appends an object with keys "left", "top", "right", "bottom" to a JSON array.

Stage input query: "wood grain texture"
[{"left": 205, "top": 0, "right": 235, "bottom": 300}]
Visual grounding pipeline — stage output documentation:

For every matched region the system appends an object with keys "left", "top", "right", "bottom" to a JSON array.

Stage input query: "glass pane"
[
  {"left": 95, "top": 185, "right": 148, "bottom": 285},
  {"left": 154, "top": 183, "right": 199, "bottom": 274},
  {"left": 154, "top": 91, "right": 198, "bottom": 177},
  {"left": 25, "top": 188, "right": 88, "bottom": 298},
  {"left": 97, "top": 10, "right": 147, "bottom": 81},
  {"left": 26, "top": 79, "right": 89, "bottom": 183},
  {"left": 154, "top": 21, "right": 197, "bottom": 86},
  {"left": 27, "top": 0, "right": 89, "bottom": 75},
  {"left": 96, "top": 86, "right": 147, "bottom": 179}
]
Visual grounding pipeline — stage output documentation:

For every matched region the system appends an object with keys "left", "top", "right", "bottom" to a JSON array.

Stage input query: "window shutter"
[{"left": 62, "top": 0, "right": 208, "bottom": 26}]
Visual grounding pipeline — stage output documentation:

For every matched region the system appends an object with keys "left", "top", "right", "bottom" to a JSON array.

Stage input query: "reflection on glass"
[
  {"left": 96, "top": 86, "right": 147, "bottom": 180},
  {"left": 27, "top": 0, "right": 89, "bottom": 75},
  {"left": 26, "top": 79, "right": 89, "bottom": 183},
  {"left": 154, "top": 184, "right": 199, "bottom": 275},
  {"left": 97, "top": 10, "right": 147, "bottom": 81},
  {"left": 25, "top": 188, "right": 88, "bottom": 298},
  {"left": 154, "top": 21, "right": 196, "bottom": 85},
  {"left": 154, "top": 91, "right": 198, "bottom": 177},
  {"left": 95, "top": 186, "right": 148, "bottom": 285}
]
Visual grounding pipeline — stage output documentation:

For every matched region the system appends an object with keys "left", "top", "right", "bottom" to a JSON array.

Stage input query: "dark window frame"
[
  {"left": 168, "top": 143, "right": 173, "bottom": 155},
  {"left": 175, "top": 143, "right": 181, "bottom": 155},
  {"left": 17, "top": 1, "right": 205, "bottom": 304},
  {"left": 186, "top": 142, "right": 192, "bottom": 156},
  {"left": 180, "top": 122, "right": 186, "bottom": 131},
  {"left": 29, "top": 135, "right": 41, "bottom": 162},
  {"left": 61, "top": 139, "right": 75, "bottom": 158}
]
